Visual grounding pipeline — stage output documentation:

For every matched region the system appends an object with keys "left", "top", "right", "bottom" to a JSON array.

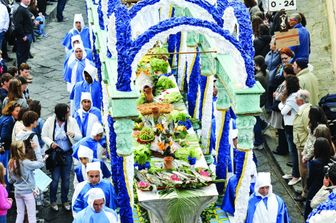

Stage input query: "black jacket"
[
  {"left": 253, "top": 35, "right": 271, "bottom": 57},
  {"left": 13, "top": 5, "right": 33, "bottom": 39}
]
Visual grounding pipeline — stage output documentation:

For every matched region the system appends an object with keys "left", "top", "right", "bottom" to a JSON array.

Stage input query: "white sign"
[{"left": 267, "top": 0, "right": 297, "bottom": 12}]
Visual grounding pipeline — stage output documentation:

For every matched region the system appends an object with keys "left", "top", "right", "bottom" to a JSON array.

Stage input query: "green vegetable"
[
  {"left": 163, "top": 91, "right": 183, "bottom": 103},
  {"left": 189, "top": 147, "right": 200, "bottom": 159},
  {"left": 137, "top": 93, "right": 146, "bottom": 105},
  {"left": 174, "top": 147, "right": 190, "bottom": 161},
  {"left": 169, "top": 111, "right": 190, "bottom": 122},
  {"left": 150, "top": 58, "right": 169, "bottom": 74},
  {"left": 139, "top": 127, "right": 155, "bottom": 141},
  {"left": 155, "top": 76, "right": 176, "bottom": 91},
  {"left": 134, "top": 145, "right": 151, "bottom": 165}
]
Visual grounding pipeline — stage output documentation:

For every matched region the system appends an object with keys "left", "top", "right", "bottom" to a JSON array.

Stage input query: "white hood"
[
  {"left": 82, "top": 64, "right": 97, "bottom": 81},
  {"left": 73, "top": 14, "right": 85, "bottom": 31}
]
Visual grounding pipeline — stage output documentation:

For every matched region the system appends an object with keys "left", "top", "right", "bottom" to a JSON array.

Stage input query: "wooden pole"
[{"left": 146, "top": 50, "right": 217, "bottom": 56}]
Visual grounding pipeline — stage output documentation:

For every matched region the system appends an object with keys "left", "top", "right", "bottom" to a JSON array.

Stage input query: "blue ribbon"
[
  {"left": 198, "top": 75, "right": 207, "bottom": 120},
  {"left": 108, "top": 116, "right": 133, "bottom": 223},
  {"left": 215, "top": 109, "right": 231, "bottom": 194},
  {"left": 187, "top": 47, "right": 200, "bottom": 117}
]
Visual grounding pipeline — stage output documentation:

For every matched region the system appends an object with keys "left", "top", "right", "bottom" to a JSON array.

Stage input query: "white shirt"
[
  {"left": 278, "top": 93, "right": 299, "bottom": 126},
  {"left": 0, "top": 3, "right": 9, "bottom": 32}
]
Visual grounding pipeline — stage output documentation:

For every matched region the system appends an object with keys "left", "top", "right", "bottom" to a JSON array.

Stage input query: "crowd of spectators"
[{"left": 244, "top": 0, "right": 336, "bottom": 221}]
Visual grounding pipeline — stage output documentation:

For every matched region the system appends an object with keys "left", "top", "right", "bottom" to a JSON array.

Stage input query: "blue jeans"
[
  {"left": 0, "top": 215, "right": 6, "bottom": 223},
  {"left": 34, "top": 16, "right": 46, "bottom": 36},
  {"left": 49, "top": 152, "right": 72, "bottom": 203},
  {"left": 57, "top": 0, "right": 67, "bottom": 21},
  {"left": 284, "top": 125, "right": 300, "bottom": 178},
  {"left": 0, "top": 31, "right": 5, "bottom": 50}
]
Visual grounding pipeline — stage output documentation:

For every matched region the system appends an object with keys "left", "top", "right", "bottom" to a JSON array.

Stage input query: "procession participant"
[
  {"left": 41, "top": 103, "right": 82, "bottom": 211},
  {"left": 246, "top": 172, "right": 290, "bottom": 223},
  {"left": 62, "top": 14, "right": 91, "bottom": 51},
  {"left": 72, "top": 162, "right": 117, "bottom": 217},
  {"left": 73, "top": 188, "right": 118, "bottom": 223},
  {"left": 63, "top": 43, "right": 93, "bottom": 92},
  {"left": 72, "top": 122, "right": 106, "bottom": 161},
  {"left": 73, "top": 92, "right": 102, "bottom": 137},
  {"left": 64, "top": 35, "right": 93, "bottom": 70},
  {"left": 73, "top": 145, "right": 111, "bottom": 188},
  {"left": 70, "top": 64, "right": 102, "bottom": 113}
]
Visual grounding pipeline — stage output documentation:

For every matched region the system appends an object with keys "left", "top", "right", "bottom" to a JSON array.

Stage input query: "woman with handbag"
[{"left": 7, "top": 140, "right": 44, "bottom": 223}]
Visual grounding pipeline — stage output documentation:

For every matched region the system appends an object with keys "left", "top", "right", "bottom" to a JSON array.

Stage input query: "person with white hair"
[
  {"left": 73, "top": 188, "right": 118, "bottom": 223},
  {"left": 72, "top": 122, "right": 106, "bottom": 160},
  {"left": 73, "top": 92, "right": 102, "bottom": 137},
  {"left": 64, "top": 43, "right": 94, "bottom": 92},
  {"left": 245, "top": 172, "right": 290, "bottom": 223},
  {"left": 72, "top": 162, "right": 117, "bottom": 217},
  {"left": 70, "top": 64, "right": 102, "bottom": 113},
  {"left": 62, "top": 14, "right": 91, "bottom": 51},
  {"left": 73, "top": 145, "right": 111, "bottom": 188},
  {"left": 293, "top": 89, "right": 311, "bottom": 201}
]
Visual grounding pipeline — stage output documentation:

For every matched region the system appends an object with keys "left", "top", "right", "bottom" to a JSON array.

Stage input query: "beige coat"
[
  {"left": 293, "top": 103, "right": 311, "bottom": 149},
  {"left": 297, "top": 68, "right": 320, "bottom": 106}
]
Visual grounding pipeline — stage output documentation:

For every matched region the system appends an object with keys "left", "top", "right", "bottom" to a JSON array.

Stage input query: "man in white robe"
[
  {"left": 73, "top": 188, "right": 118, "bottom": 223},
  {"left": 245, "top": 172, "right": 290, "bottom": 223}
]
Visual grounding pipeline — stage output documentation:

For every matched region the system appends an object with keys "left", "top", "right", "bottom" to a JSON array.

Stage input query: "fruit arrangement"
[{"left": 137, "top": 127, "right": 155, "bottom": 144}]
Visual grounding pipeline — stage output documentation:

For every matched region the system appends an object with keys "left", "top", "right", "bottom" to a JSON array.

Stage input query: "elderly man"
[
  {"left": 288, "top": 13, "right": 310, "bottom": 60},
  {"left": 72, "top": 122, "right": 106, "bottom": 160},
  {"left": 62, "top": 14, "right": 91, "bottom": 51},
  {"left": 246, "top": 172, "right": 290, "bottom": 223},
  {"left": 73, "top": 92, "right": 102, "bottom": 137},
  {"left": 72, "top": 162, "right": 117, "bottom": 217},
  {"left": 293, "top": 58, "right": 319, "bottom": 106},
  {"left": 73, "top": 188, "right": 118, "bottom": 223},
  {"left": 70, "top": 64, "right": 102, "bottom": 113},
  {"left": 73, "top": 145, "right": 111, "bottom": 188},
  {"left": 293, "top": 89, "right": 311, "bottom": 202}
]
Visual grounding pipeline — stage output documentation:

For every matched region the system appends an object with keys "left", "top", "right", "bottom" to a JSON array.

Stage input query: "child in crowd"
[
  {"left": 8, "top": 141, "right": 44, "bottom": 223},
  {"left": 0, "top": 163, "right": 12, "bottom": 223}
]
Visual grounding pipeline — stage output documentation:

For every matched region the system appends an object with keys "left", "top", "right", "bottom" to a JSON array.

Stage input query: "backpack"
[{"left": 319, "top": 94, "right": 336, "bottom": 120}]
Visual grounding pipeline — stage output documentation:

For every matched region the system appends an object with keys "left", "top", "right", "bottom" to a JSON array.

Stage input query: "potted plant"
[
  {"left": 134, "top": 145, "right": 151, "bottom": 170},
  {"left": 163, "top": 146, "right": 175, "bottom": 170}
]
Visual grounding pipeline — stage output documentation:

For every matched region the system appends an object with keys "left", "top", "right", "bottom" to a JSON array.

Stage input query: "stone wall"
[
  {"left": 297, "top": 0, "right": 336, "bottom": 97},
  {"left": 326, "top": 0, "right": 336, "bottom": 80}
]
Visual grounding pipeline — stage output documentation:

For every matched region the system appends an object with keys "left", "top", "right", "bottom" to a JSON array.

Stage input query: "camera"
[{"left": 39, "top": 21, "right": 43, "bottom": 24}]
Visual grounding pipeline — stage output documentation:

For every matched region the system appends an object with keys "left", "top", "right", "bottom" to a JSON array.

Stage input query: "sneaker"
[
  {"left": 63, "top": 202, "right": 71, "bottom": 211},
  {"left": 282, "top": 174, "right": 293, "bottom": 180},
  {"left": 288, "top": 177, "right": 301, "bottom": 186},
  {"left": 50, "top": 203, "right": 58, "bottom": 211}
]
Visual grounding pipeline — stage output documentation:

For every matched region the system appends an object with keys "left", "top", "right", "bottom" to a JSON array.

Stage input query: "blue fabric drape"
[{"left": 108, "top": 116, "right": 133, "bottom": 223}]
